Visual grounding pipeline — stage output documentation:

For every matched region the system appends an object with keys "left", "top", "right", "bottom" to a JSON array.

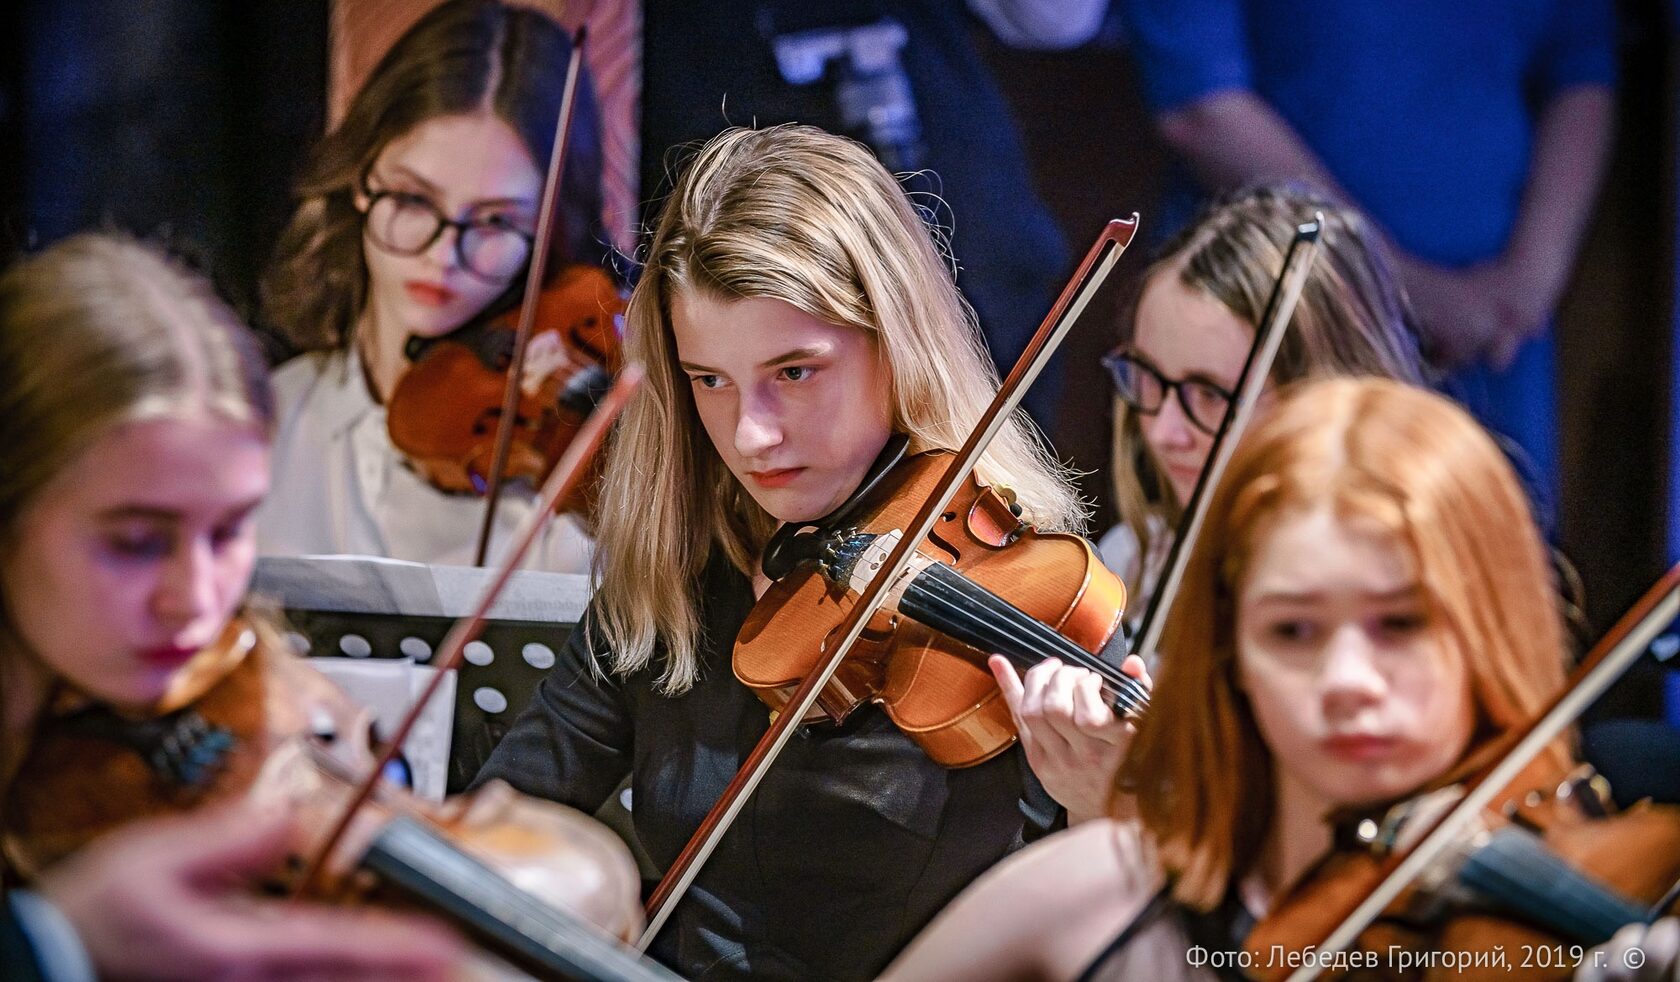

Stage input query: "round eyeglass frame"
[
  {"left": 1100, "top": 350, "right": 1234, "bottom": 437},
  {"left": 358, "top": 182, "right": 535, "bottom": 283}
]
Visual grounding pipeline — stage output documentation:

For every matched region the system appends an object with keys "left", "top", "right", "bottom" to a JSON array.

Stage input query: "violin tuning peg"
[{"left": 990, "top": 484, "right": 1025, "bottom": 519}]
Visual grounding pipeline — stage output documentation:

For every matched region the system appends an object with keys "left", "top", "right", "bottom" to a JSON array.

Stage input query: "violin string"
[
  {"left": 902, "top": 563, "right": 1148, "bottom": 715},
  {"left": 926, "top": 569, "right": 1148, "bottom": 714},
  {"left": 906, "top": 564, "right": 1126, "bottom": 682}
]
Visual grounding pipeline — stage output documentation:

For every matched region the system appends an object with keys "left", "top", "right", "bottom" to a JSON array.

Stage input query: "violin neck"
[
  {"left": 817, "top": 531, "right": 1148, "bottom": 715},
  {"left": 1454, "top": 826, "right": 1650, "bottom": 945},
  {"left": 361, "top": 816, "right": 679, "bottom": 982}
]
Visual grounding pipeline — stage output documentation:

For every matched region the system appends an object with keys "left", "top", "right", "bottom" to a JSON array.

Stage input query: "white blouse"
[
  {"left": 1096, "top": 512, "right": 1171, "bottom": 637},
  {"left": 255, "top": 348, "right": 595, "bottom": 573}
]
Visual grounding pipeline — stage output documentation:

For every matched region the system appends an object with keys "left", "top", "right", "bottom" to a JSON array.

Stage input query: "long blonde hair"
[
  {"left": 0, "top": 233, "right": 273, "bottom": 814},
  {"left": 1111, "top": 185, "right": 1425, "bottom": 571},
  {"left": 1123, "top": 378, "right": 1568, "bottom": 910},
  {"left": 594, "top": 124, "right": 1087, "bottom": 694},
  {"left": 0, "top": 233, "right": 273, "bottom": 540}
]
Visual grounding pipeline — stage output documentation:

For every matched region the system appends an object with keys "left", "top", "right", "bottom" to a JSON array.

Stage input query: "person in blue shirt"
[{"left": 1117, "top": 0, "right": 1618, "bottom": 517}]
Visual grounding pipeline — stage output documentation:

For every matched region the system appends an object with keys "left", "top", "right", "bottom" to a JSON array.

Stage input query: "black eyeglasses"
[
  {"left": 1101, "top": 351, "right": 1234, "bottom": 436},
  {"left": 359, "top": 183, "right": 534, "bottom": 282}
]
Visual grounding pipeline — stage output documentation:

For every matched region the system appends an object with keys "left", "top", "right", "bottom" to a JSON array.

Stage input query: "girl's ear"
[{"left": 352, "top": 165, "right": 375, "bottom": 213}]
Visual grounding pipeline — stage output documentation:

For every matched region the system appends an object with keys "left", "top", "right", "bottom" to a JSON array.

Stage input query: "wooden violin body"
[
  {"left": 386, "top": 263, "right": 624, "bottom": 514},
  {"left": 3, "top": 618, "right": 645, "bottom": 953},
  {"left": 734, "top": 450, "right": 1128, "bottom": 768},
  {"left": 1245, "top": 754, "right": 1680, "bottom": 981}
]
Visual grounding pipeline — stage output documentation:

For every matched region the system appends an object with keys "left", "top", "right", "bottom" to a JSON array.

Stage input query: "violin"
[
  {"left": 1243, "top": 565, "right": 1680, "bottom": 982},
  {"left": 386, "top": 261, "right": 624, "bottom": 512},
  {"left": 2, "top": 615, "right": 663, "bottom": 979},
  {"left": 1244, "top": 754, "right": 1680, "bottom": 980},
  {"left": 735, "top": 443, "right": 1136, "bottom": 767}
]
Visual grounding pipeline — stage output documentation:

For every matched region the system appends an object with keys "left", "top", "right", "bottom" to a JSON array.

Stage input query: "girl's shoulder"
[
  {"left": 270, "top": 349, "right": 347, "bottom": 409},
  {"left": 997, "top": 817, "right": 1161, "bottom": 902},
  {"left": 1096, "top": 522, "right": 1144, "bottom": 583},
  {"left": 882, "top": 818, "right": 1163, "bottom": 981},
  {"left": 1097, "top": 513, "right": 1171, "bottom": 583}
]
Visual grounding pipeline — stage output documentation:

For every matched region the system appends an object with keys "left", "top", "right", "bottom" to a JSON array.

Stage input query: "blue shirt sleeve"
[
  {"left": 1118, "top": 0, "right": 1253, "bottom": 113},
  {"left": 1533, "top": 0, "right": 1617, "bottom": 99},
  {"left": 7, "top": 891, "right": 95, "bottom": 982}
]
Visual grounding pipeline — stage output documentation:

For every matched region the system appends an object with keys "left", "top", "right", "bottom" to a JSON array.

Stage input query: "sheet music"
[
  {"left": 250, "top": 554, "right": 592, "bottom": 622},
  {"left": 309, "top": 659, "right": 457, "bottom": 801}
]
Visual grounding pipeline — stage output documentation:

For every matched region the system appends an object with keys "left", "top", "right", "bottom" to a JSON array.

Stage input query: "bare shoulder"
[
  {"left": 882, "top": 819, "right": 1161, "bottom": 981},
  {"left": 981, "top": 817, "right": 1158, "bottom": 903}
]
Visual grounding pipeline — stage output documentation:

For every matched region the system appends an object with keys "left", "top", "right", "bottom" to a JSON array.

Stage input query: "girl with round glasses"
[
  {"left": 989, "top": 186, "right": 1425, "bottom": 825},
  {"left": 256, "top": 0, "right": 607, "bottom": 570},
  {"left": 1100, "top": 184, "right": 1424, "bottom": 625}
]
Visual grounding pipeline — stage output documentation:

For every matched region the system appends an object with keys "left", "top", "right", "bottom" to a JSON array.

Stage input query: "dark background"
[{"left": 3, "top": 0, "right": 1676, "bottom": 720}]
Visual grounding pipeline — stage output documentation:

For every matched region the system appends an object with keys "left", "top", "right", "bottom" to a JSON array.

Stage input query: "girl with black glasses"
[
  {"left": 256, "top": 0, "right": 608, "bottom": 570},
  {"left": 991, "top": 185, "right": 1426, "bottom": 826},
  {"left": 1098, "top": 184, "right": 1425, "bottom": 623}
]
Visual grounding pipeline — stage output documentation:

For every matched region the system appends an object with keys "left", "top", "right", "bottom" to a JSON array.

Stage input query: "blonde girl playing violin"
[
  {"left": 473, "top": 122, "right": 1143, "bottom": 980},
  {"left": 0, "top": 233, "right": 465, "bottom": 980},
  {"left": 258, "top": 0, "right": 606, "bottom": 571},
  {"left": 885, "top": 377, "right": 1573, "bottom": 981},
  {"left": 997, "top": 185, "right": 1428, "bottom": 825}
]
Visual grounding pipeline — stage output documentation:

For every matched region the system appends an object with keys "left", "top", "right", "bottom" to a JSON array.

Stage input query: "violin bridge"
[{"left": 836, "top": 528, "right": 931, "bottom": 613}]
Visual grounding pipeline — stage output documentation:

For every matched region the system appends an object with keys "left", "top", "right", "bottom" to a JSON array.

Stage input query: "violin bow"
[
  {"left": 295, "top": 362, "right": 644, "bottom": 898},
  {"left": 1128, "top": 219, "right": 1323, "bottom": 665},
  {"left": 1281, "top": 561, "right": 1680, "bottom": 981},
  {"left": 636, "top": 216, "right": 1141, "bottom": 950},
  {"left": 473, "top": 26, "right": 588, "bottom": 567}
]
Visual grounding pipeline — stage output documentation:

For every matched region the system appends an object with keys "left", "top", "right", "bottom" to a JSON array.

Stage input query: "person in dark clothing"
[{"left": 474, "top": 123, "right": 1091, "bottom": 980}]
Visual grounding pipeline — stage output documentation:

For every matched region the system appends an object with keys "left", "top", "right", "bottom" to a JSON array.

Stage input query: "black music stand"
[{"left": 250, "top": 555, "right": 589, "bottom": 796}]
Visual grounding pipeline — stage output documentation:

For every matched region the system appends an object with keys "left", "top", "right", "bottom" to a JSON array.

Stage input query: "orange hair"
[{"left": 1123, "top": 377, "right": 1568, "bottom": 910}]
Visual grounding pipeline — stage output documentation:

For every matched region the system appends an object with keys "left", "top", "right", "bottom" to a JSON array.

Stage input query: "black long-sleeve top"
[{"left": 474, "top": 553, "right": 1058, "bottom": 980}]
